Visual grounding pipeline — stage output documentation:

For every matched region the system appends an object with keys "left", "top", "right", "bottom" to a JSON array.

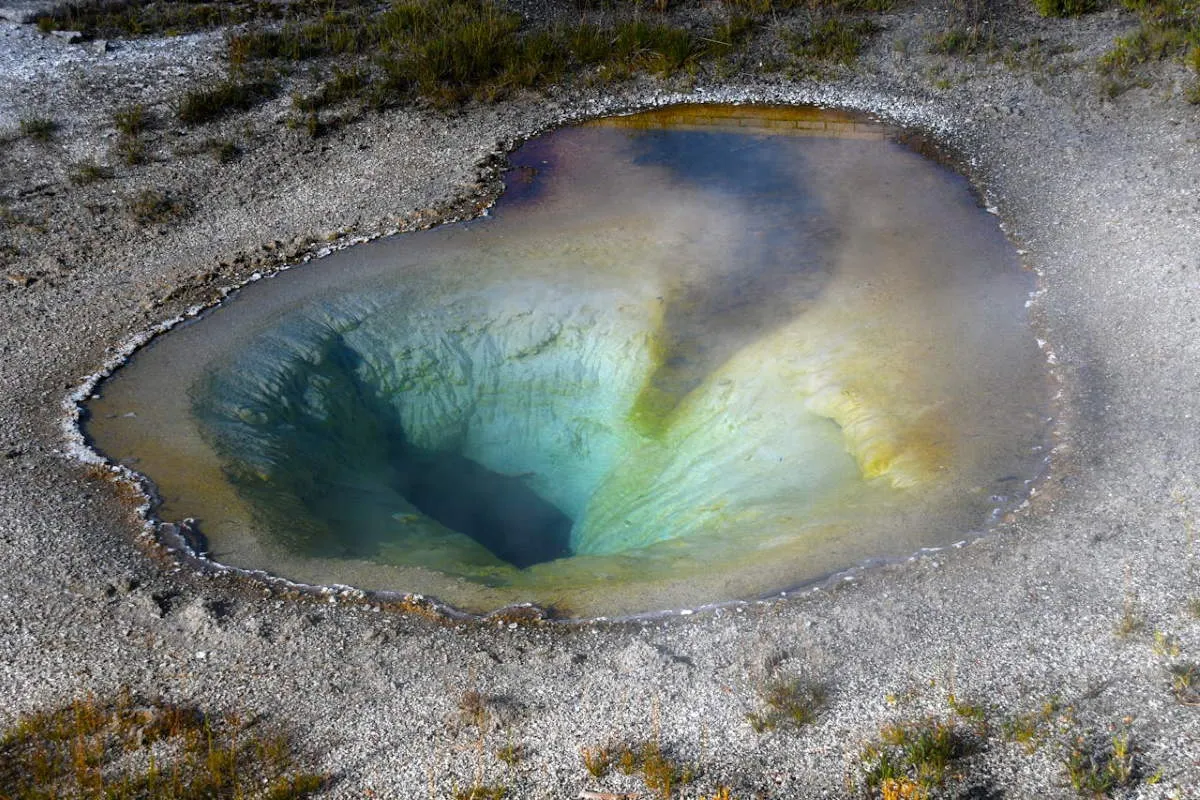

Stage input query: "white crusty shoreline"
[{"left": 3, "top": 1, "right": 1200, "bottom": 796}]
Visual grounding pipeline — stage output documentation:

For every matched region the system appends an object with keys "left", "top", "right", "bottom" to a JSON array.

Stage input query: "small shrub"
[
  {"left": 68, "top": 160, "right": 112, "bottom": 186},
  {"left": 128, "top": 189, "right": 188, "bottom": 225},
  {"left": 35, "top": 0, "right": 268, "bottom": 39},
  {"left": 177, "top": 78, "right": 278, "bottom": 125},
  {"left": 1098, "top": 3, "right": 1200, "bottom": 79},
  {"left": 18, "top": 117, "right": 57, "bottom": 141},
  {"left": 1033, "top": 0, "right": 1095, "bottom": 17}
]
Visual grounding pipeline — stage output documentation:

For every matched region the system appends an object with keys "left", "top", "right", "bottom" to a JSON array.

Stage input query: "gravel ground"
[{"left": 2, "top": 1, "right": 1199, "bottom": 797}]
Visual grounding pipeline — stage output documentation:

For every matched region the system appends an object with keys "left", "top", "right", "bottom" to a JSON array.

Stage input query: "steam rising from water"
[{"left": 85, "top": 106, "right": 1049, "bottom": 617}]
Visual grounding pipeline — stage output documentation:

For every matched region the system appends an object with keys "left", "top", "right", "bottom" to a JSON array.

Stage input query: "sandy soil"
[{"left": 2, "top": 1, "right": 1199, "bottom": 796}]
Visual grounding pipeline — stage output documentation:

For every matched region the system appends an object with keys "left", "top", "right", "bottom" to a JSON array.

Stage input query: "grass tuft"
[
  {"left": 19, "top": 117, "right": 57, "bottom": 142},
  {"left": 789, "top": 17, "right": 878, "bottom": 64},
  {"left": 68, "top": 160, "right": 113, "bottom": 186},
  {"left": 1064, "top": 732, "right": 1139, "bottom": 796},
  {"left": 177, "top": 78, "right": 278, "bottom": 125},
  {"left": 1168, "top": 662, "right": 1200, "bottom": 704},
  {"left": 113, "top": 104, "right": 148, "bottom": 137},
  {"left": 746, "top": 679, "right": 827, "bottom": 732},
  {"left": 1114, "top": 606, "right": 1145, "bottom": 638},
  {"left": 1098, "top": 0, "right": 1200, "bottom": 81},
  {"left": 580, "top": 744, "right": 611, "bottom": 778},
  {"left": 857, "top": 717, "right": 978, "bottom": 797},
  {"left": 579, "top": 739, "right": 695, "bottom": 798},
  {"left": 495, "top": 742, "right": 522, "bottom": 766},
  {"left": 929, "top": 25, "right": 993, "bottom": 56},
  {"left": 455, "top": 784, "right": 508, "bottom": 800},
  {"left": 999, "top": 699, "right": 1062, "bottom": 752},
  {"left": 1033, "top": 0, "right": 1096, "bottom": 17},
  {"left": 128, "top": 189, "right": 189, "bottom": 225}
]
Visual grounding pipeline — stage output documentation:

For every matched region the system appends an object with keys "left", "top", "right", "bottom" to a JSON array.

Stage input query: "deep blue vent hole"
[{"left": 393, "top": 447, "right": 572, "bottom": 568}]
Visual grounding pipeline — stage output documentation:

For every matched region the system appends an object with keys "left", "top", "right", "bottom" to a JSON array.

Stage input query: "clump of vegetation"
[
  {"left": 1151, "top": 630, "right": 1182, "bottom": 657},
  {"left": 494, "top": 742, "right": 522, "bottom": 766},
  {"left": 110, "top": 103, "right": 152, "bottom": 165},
  {"left": 204, "top": 138, "right": 243, "bottom": 163},
  {"left": 1168, "top": 661, "right": 1200, "bottom": 704},
  {"left": 35, "top": 0, "right": 286, "bottom": 38},
  {"left": 68, "top": 159, "right": 113, "bottom": 186},
  {"left": 856, "top": 717, "right": 979, "bottom": 798},
  {"left": 454, "top": 784, "right": 508, "bottom": 800},
  {"left": 232, "top": 0, "right": 707, "bottom": 115},
  {"left": 746, "top": 679, "right": 827, "bottom": 732},
  {"left": 18, "top": 117, "right": 57, "bottom": 142},
  {"left": 946, "top": 694, "right": 989, "bottom": 731},
  {"left": 789, "top": 17, "right": 879, "bottom": 64},
  {"left": 1064, "top": 732, "right": 1139, "bottom": 796},
  {"left": 1000, "top": 699, "right": 1063, "bottom": 752},
  {"left": 0, "top": 691, "right": 327, "bottom": 799},
  {"left": 1098, "top": 0, "right": 1200, "bottom": 92},
  {"left": 458, "top": 689, "right": 492, "bottom": 729},
  {"left": 1033, "top": 0, "right": 1095, "bottom": 17},
  {"left": 41, "top": 0, "right": 907, "bottom": 129},
  {"left": 580, "top": 744, "right": 612, "bottom": 778},
  {"left": 113, "top": 104, "right": 147, "bottom": 138},
  {"left": 580, "top": 740, "right": 695, "bottom": 799},
  {"left": 1114, "top": 605, "right": 1145, "bottom": 639},
  {"left": 618, "top": 740, "right": 696, "bottom": 800},
  {"left": 929, "top": 26, "right": 993, "bottom": 56},
  {"left": 128, "top": 189, "right": 189, "bottom": 225},
  {"left": 177, "top": 78, "right": 279, "bottom": 125}
]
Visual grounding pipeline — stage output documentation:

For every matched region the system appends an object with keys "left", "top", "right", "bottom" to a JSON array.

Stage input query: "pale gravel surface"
[{"left": 2, "top": 1, "right": 1200, "bottom": 797}]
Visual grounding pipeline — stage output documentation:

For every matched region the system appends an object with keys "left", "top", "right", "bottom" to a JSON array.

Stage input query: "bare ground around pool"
[{"left": 1, "top": 0, "right": 1199, "bottom": 797}]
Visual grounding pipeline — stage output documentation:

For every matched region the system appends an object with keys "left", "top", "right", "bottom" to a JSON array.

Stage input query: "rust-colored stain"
[{"left": 588, "top": 104, "right": 891, "bottom": 140}]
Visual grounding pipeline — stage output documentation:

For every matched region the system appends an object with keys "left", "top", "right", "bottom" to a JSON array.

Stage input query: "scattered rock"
[{"left": 50, "top": 29, "right": 83, "bottom": 44}]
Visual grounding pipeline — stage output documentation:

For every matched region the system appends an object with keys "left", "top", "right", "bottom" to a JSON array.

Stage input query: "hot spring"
[{"left": 84, "top": 105, "right": 1050, "bottom": 618}]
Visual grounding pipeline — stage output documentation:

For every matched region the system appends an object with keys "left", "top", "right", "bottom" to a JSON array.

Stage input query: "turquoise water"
[{"left": 86, "top": 106, "right": 1050, "bottom": 617}]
